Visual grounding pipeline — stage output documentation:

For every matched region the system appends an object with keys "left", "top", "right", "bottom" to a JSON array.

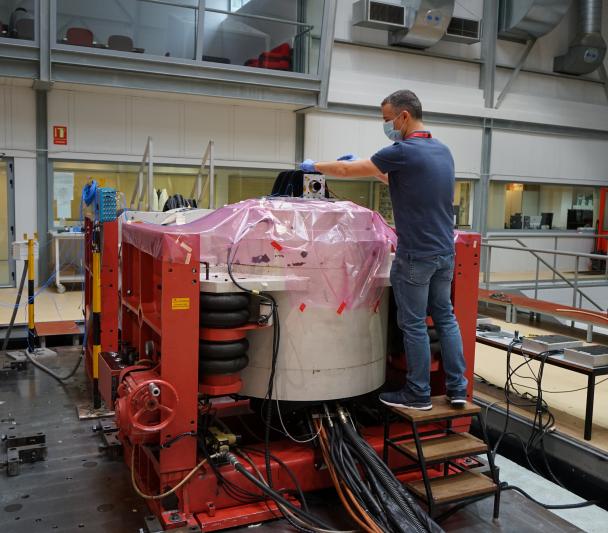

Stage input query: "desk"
[
  {"left": 49, "top": 231, "right": 84, "bottom": 293},
  {"left": 477, "top": 332, "right": 608, "bottom": 441}
]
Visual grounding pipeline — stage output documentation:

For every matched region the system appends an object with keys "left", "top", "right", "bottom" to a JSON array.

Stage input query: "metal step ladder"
[{"left": 383, "top": 396, "right": 500, "bottom": 519}]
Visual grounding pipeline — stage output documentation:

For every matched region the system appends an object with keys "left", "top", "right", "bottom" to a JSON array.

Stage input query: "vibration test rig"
[{"left": 86, "top": 190, "right": 487, "bottom": 532}]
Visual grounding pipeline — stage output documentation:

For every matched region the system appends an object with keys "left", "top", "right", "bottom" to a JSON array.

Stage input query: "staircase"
[{"left": 383, "top": 396, "right": 500, "bottom": 519}]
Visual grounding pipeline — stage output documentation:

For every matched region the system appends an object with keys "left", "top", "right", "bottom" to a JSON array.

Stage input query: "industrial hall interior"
[{"left": 1, "top": 0, "right": 608, "bottom": 532}]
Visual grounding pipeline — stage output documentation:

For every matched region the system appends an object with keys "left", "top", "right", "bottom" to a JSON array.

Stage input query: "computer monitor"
[
  {"left": 567, "top": 209, "right": 593, "bottom": 230},
  {"left": 540, "top": 212, "right": 553, "bottom": 229}
]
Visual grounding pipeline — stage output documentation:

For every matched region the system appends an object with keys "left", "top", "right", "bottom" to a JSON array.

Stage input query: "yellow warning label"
[{"left": 172, "top": 297, "right": 190, "bottom": 310}]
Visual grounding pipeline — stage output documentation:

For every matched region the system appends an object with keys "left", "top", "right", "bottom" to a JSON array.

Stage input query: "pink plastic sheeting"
[{"left": 122, "top": 198, "right": 397, "bottom": 311}]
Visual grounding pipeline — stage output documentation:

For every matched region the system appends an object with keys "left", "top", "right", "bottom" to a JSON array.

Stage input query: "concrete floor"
[
  {"left": 0, "top": 347, "right": 589, "bottom": 533},
  {"left": 0, "top": 287, "right": 84, "bottom": 325}
]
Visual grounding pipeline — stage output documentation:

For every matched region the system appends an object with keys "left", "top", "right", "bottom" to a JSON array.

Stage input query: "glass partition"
[
  {"left": 51, "top": 161, "right": 289, "bottom": 226},
  {"left": 203, "top": 0, "right": 324, "bottom": 74},
  {"left": 488, "top": 181, "right": 600, "bottom": 231},
  {"left": 0, "top": 0, "right": 35, "bottom": 40},
  {"left": 56, "top": 0, "right": 197, "bottom": 59},
  {"left": 374, "top": 179, "right": 474, "bottom": 228}
]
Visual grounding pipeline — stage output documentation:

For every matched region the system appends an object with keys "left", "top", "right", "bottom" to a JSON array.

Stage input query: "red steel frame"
[
  {"left": 115, "top": 227, "right": 481, "bottom": 531},
  {"left": 84, "top": 217, "right": 119, "bottom": 382},
  {"left": 596, "top": 187, "right": 608, "bottom": 254}
]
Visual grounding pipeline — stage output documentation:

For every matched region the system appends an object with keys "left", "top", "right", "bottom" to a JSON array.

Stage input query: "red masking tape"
[
  {"left": 271, "top": 241, "right": 283, "bottom": 251},
  {"left": 337, "top": 302, "right": 346, "bottom": 315}
]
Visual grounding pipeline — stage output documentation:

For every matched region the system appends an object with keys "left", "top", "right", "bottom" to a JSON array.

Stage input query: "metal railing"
[
  {"left": 190, "top": 139, "right": 215, "bottom": 209},
  {"left": 486, "top": 232, "right": 608, "bottom": 283},
  {"left": 130, "top": 136, "right": 154, "bottom": 211},
  {"left": 481, "top": 238, "right": 608, "bottom": 313}
]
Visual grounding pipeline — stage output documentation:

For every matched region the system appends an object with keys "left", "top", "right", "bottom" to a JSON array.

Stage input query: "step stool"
[{"left": 383, "top": 396, "right": 500, "bottom": 520}]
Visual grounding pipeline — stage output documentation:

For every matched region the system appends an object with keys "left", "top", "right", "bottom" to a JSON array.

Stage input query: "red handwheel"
[{"left": 127, "top": 379, "right": 179, "bottom": 433}]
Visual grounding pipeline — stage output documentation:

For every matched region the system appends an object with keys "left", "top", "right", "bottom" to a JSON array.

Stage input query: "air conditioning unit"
[
  {"left": 442, "top": 16, "right": 481, "bottom": 44},
  {"left": 352, "top": 0, "right": 406, "bottom": 31}
]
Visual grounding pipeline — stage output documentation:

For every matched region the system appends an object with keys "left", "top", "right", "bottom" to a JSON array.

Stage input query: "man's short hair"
[{"left": 381, "top": 90, "right": 423, "bottom": 120}]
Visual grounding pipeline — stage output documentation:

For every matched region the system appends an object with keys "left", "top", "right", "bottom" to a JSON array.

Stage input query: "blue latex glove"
[
  {"left": 299, "top": 159, "right": 317, "bottom": 173},
  {"left": 337, "top": 153, "right": 359, "bottom": 162}
]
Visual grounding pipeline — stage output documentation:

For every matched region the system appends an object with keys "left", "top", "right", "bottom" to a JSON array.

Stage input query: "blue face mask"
[{"left": 383, "top": 119, "right": 403, "bottom": 141}]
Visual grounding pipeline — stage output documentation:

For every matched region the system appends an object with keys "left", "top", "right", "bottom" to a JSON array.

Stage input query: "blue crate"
[{"left": 97, "top": 188, "right": 117, "bottom": 222}]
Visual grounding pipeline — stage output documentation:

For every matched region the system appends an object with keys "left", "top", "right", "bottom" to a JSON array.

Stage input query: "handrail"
[
  {"left": 190, "top": 140, "right": 215, "bottom": 209},
  {"left": 482, "top": 242, "right": 607, "bottom": 261},
  {"left": 486, "top": 233, "right": 608, "bottom": 240},
  {"left": 481, "top": 239, "right": 606, "bottom": 312},
  {"left": 130, "top": 136, "right": 154, "bottom": 211}
]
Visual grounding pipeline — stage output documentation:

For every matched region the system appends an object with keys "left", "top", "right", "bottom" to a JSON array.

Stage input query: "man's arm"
[{"left": 312, "top": 159, "right": 388, "bottom": 183}]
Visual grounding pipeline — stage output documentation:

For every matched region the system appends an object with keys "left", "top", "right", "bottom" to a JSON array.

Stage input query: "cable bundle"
[
  {"left": 315, "top": 408, "right": 441, "bottom": 533},
  {"left": 484, "top": 337, "right": 602, "bottom": 510}
]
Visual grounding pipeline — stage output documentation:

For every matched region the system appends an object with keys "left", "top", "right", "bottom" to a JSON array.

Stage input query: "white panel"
[
  {"left": 234, "top": 107, "right": 291, "bottom": 163},
  {"left": 132, "top": 97, "right": 181, "bottom": 157},
  {"left": 13, "top": 157, "right": 37, "bottom": 238},
  {"left": 72, "top": 92, "right": 128, "bottom": 155},
  {"left": 0, "top": 87, "right": 7, "bottom": 149},
  {"left": 183, "top": 102, "right": 235, "bottom": 161},
  {"left": 328, "top": 44, "right": 484, "bottom": 115},
  {"left": 13, "top": 157, "right": 37, "bottom": 283},
  {"left": 492, "top": 131, "right": 608, "bottom": 183},
  {"left": 276, "top": 110, "right": 296, "bottom": 164},
  {"left": 304, "top": 112, "right": 482, "bottom": 175},
  {"left": 8, "top": 87, "right": 36, "bottom": 150}
]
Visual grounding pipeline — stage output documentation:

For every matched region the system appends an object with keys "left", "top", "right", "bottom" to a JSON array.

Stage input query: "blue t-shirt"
[{"left": 371, "top": 136, "right": 455, "bottom": 258}]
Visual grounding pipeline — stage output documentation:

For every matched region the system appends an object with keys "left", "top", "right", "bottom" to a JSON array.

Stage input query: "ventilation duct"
[
  {"left": 389, "top": 0, "right": 455, "bottom": 49},
  {"left": 498, "top": 0, "right": 572, "bottom": 42},
  {"left": 554, "top": 0, "right": 607, "bottom": 75}
]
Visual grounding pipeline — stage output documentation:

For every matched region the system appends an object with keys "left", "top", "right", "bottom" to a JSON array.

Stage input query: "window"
[
  {"left": 373, "top": 179, "right": 474, "bottom": 228},
  {"left": 51, "top": 161, "right": 291, "bottom": 226},
  {"left": 226, "top": 168, "right": 278, "bottom": 203},
  {"left": 52, "top": 161, "right": 207, "bottom": 226},
  {"left": 203, "top": 0, "right": 324, "bottom": 74},
  {"left": 326, "top": 180, "right": 372, "bottom": 208},
  {"left": 56, "top": 0, "right": 197, "bottom": 59},
  {"left": 0, "top": 0, "right": 35, "bottom": 40},
  {"left": 488, "top": 182, "right": 600, "bottom": 231}
]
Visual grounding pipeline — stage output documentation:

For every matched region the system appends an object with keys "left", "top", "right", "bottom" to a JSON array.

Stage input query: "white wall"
[
  {"left": 304, "top": 111, "right": 482, "bottom": 178},
  {"left": 332, "top": 0, "right": 608, "bottom": 130},
  {"left": 47, "top": 88, "right": 297, "bottom": 167},
  {"left": 491, "top": 130, "right": 608, "bottom": 185}
]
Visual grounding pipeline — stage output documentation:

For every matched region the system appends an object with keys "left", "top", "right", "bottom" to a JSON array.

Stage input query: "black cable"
[
  {"left": 501, "top": 483, "right": 601, "bottom": 510},
  {"left": 226, "top": 244, "right": 281, "bottom": 489},
  {"left": 240, "top": 446, "right": 310, "bottom": 513},
  {"left": 227, "top": 453, "right": 336, "bottom": 530}
]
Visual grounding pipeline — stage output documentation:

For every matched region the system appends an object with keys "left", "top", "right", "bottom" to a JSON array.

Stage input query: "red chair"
[{"left": 65, "top": 27, "right": 94, "bottom": 47}]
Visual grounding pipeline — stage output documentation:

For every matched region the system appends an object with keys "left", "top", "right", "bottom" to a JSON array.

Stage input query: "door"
[{"left": 0, "top": 159, "right": 16, "bottom": 287}]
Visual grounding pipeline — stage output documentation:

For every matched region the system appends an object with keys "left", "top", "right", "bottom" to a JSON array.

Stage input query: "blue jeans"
[{"left": 390, "top": 253, "right": 467, "bottom": 397}]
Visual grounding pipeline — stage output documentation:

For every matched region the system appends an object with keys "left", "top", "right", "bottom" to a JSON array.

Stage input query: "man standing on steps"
[{"left": 299, "top": 89, "right": 467, "bottom": 411}]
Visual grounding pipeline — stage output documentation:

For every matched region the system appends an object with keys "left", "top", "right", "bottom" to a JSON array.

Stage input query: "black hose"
[
  {"left": 227, "top": 453, "right": 335, "bottom": 530},
  {"left": 239, "top": 446, "right": 310, "bottom": 513},
  {"left": 502, "top": 484, "right": 601, "bottom": 509},
  {"left": 24, "top": 350, "right": 83, "bottom": 383},
  {"left": 339, "top": 416, "right": 434, "bottom": 533}
]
